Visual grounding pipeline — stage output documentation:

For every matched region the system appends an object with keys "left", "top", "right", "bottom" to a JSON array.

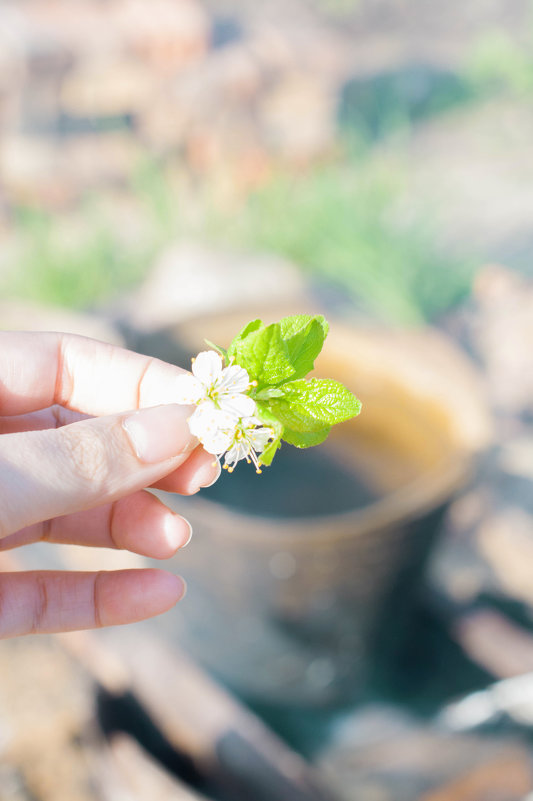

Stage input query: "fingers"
[
  {"left": 0, "top": 407, "right": 220, "bottom": 495},
  {"left": 0, "top": 491, "right": 192, "bottom": 558},
  {"left": 0, "top": 332, "right": 191, "bottom": 417},
  {"left": 0, "top": 404, "right": 198, "bottom": 538},
  {"left": 0, "top": 406, "right": 88, "bottom": 434},
  {"left": 152, "top": 444, "right": 220, "bottom": 494},
  {"left": 0, "top": 569, "right": 185, "bottom": 637}
]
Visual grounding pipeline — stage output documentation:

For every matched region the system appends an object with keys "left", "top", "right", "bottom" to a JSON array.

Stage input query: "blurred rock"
[
  {"left": 471, "top": 265, "right": 533, "bottom": 416},
  {"left": 17, "top": 1, "right": 120, "bottom": 58},
  {"left": 115, "top": 0, "right": 210, "bottom": 74},
  {"left": 318, "top": 704, "right": 532, "bottom": 801},
  {"left": 62, "top": 133, "right": 142, "bottom": 189},
  {"left": 477, "top": 507, "right": 533, "bottom": 607},
  {"left": 0, "top": 135, "right": 76, "bottom": 207},
  {"left": 408, "top": 101, "right": 533, "bottom": 270},
  {"left": 60, "top": 57, "right": 155, "bottom": 117},
  {"left": 258, "top": 71, "right": 338, "bottom": 161},
  {"left": 453, "top": 608, "right": 533, "bottom": 679},
  {"left": 124, "top": 241, "right": 307, "bottom": 331},
  {"left": 0, "top": 10, "right": 27, "bottom": 133},
  {"left": 0, "top": 300, "right": 123, "bottom": 344},
  {"left": 139, "top": 43, "right": 263, "bottom": 155},
  {"left": 0, "top": 636, "right": 95, "bottom": 801}
]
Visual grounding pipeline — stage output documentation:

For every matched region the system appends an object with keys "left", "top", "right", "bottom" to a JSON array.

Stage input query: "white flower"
[
  {"left": 176, "top": 350, "right": 272, "bottom": 473},
  {"left": 188, "top": 402, "right": 236, "bottom": 455},
  {"left": 175, "top": 350, "right": 256, "bottom": 418},
  {"left": 223, "top": 416, "right": 274, "bottom": 474}
]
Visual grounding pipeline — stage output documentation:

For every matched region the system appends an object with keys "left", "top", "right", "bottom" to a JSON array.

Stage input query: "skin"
[{"left": 0, "top": 331, "right": 220, "bottom": 638}]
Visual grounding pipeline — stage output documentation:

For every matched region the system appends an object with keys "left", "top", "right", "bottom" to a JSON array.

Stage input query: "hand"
[{"left": 0, "top": 331, "right": 220, "bottom": 637}]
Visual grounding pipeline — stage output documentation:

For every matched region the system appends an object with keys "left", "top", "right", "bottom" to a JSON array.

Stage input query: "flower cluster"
[{"left": 175, "top": 351, "right": 274, "bottom": 473}]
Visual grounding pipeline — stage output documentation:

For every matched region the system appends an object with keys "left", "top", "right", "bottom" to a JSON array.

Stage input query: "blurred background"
[{"left": 2, "top": 0, "right": 533, "bottom": 799}]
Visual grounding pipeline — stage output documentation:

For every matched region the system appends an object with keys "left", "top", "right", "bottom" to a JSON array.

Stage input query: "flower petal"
[
  {"left": 219, "top": 393, "right": 256, "bottom": 418},
  {"left": 224, "top": 441, "right": 249, "bottom": 466},
  {"left": 248, "top": 427, "right": 273, "bottom": 452},
  {"left": 202, "top": 429, "right": 235, "bottom": 455},
  {"left": 188, "top": 403, "right": 236, "bottom": 454},
  {"left": 216, "top": 364, "right": 250, "bottom": 394},
  {"left": 192, "top": 351, "right": 223, "bottom": 385},
  {"left": 188, "top": 402, "right": 234, "bottom": 437},
  {"left": 174, "top": 374, "right": 206, "bottom": 405}
]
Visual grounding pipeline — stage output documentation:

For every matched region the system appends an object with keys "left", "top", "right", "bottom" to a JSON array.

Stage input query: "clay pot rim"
[{"left": 186, "top": 450, "right": 473, "bottom": 547}]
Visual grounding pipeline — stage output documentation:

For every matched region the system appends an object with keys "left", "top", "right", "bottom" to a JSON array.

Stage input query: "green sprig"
[{"left": 215, "top": 314, "right": 362, "bottom": 467}]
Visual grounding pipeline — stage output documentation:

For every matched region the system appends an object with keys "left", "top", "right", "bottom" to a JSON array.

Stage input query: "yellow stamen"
[{"left": 256, "top": 469, "right": 262, "bottom": 474}]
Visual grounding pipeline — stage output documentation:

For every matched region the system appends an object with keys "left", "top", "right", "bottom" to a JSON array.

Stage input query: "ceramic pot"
[{"left": 159, "top": 318, "right": 491, "bottom": 707}]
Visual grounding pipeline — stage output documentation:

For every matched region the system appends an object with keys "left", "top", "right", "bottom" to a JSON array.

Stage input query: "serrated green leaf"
[
  {"left": 277, "top": 314, "right": 329, "bottom": 382},
  {"left": 227, "top": 319, "right": 264, "bottom": 360},
  {"left": 229, "top": 323, "right": 295, "bottom": 389},
  {"left": 279, "top": 313, "right": 329, "bottom": 342},
  {"left": 282, "top": 427, "right": 331, "bottom": 448},
  {"left": 271, "top": 378, "right": 362, "bottom": 432},
  {"left": 204, "top": 339, "right": 228, "bottom": 360}
]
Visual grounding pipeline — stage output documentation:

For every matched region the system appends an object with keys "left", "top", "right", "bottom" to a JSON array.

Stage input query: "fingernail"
[
  {"left": 197, "top": 459, "right": 222, "bottom": 489},
  {"left": 176, "top": 575, "right": 187, "bottom": 601},
  {"left": 164, "top": 514, "right": 193, "bottom": 549},
  {"left": 123, "top": 405, "right": 195, "bottom": 464}
]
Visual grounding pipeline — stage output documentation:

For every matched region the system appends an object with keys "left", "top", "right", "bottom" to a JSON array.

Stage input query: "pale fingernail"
[
  {"left": 164, "top": 514, "right": 193, "bottom": 549},
  {"left": 197, "top": 460, "right": 222, "bottom": 489},
  {"left": 123, "top": 405, "right": 195, "bottom": 464},
  {"left": 169, "top": 573, "right": 187, "bottom": 602}
]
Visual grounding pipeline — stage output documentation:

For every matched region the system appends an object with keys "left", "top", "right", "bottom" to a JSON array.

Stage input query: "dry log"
[
  {"left": 108, "top": 733, "right": 207, "bottom": 801},
  {"left": 59, "top": 628, "right": 339, "bottom": 801}
]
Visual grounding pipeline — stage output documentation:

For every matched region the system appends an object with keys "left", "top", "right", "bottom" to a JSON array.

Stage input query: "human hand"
[{"left": 0, "top": 331, "right": 220, "bottom": 637}]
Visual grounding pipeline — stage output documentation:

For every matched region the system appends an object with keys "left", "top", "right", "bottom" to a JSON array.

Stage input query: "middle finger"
[{"left": 0, "top": 491, "right": 192, "bottom": 558}]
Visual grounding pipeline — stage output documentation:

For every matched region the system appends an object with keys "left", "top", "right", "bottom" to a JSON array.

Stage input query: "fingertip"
[
  {"left": 185, "top": 456, "right": 221, "bottom": 494},
  {"left": 151, "top": 444, "right": 220, "bottom": 495},
  {"left": 198, "top": 460, "right": 222, "bottom": 488},
  {"left": 163, "top": 513, "right": 193, "bottom": 552},
  {"left": 98, "top": 569, "right": 186, "bottom": 626}
]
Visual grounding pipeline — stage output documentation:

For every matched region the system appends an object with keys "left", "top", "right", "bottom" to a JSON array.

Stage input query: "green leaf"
[
  {"left": 259, "top": 437, "right": 282, "bottom": 467},
  {"left": 280, "top": 313, "right": 329, "bottom": 342},
  {"left": 282, "top": 427, "right": 331, "bottom": 448},
  {"left": 227, "top": 319, "right": 264, "bottom": 360},
  {"left": 255, "top": 387, "right": 285, "bottom": 400},
  {"left": 277, "top": 314, "right": 329, "bottom": 382},
  {"left": 254, "top": 402, "right": 284, "bottom": 439},
  {"left": 204, "top": 339, "right": 228, "bottom": 360},
  {"left": 253, "top": 402, "right": 284, "bottom": 467},
  {"left": 271, "top": 378, "right": 362, "bottom": 432},
  {"left": 228, "top": 323, "right": 295, "bottom": 388}
]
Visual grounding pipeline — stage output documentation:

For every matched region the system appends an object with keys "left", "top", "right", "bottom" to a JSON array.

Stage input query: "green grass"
[
  {"left": 5, "top": 149, "right": 475, "bottom": 325},
  {"left": 203, "top": 157, "right": 475, "bottom": 325}
]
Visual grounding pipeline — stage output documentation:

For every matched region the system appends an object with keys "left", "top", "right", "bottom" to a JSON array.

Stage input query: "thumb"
[{"left": 0, "top": 404, "right": 197, "bottom": 538}]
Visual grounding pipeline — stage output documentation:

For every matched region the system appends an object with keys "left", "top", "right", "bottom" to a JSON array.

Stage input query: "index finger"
[{"left": 0, "top": 332, "right": 189, "bottom": 416}]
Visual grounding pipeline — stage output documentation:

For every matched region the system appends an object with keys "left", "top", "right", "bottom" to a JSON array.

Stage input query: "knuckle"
[
  {"left": 31, "top": 574, "right": 49, "bottom": 634},
  {"left": 59, "top": 425, "right": 109, "bottom": 489}
]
